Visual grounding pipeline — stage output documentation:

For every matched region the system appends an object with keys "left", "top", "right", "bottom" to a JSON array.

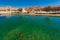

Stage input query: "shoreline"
[
  {"left": 20, "top": 13, "right": 60, "bottom": 16},
  {"left": 0, "top": 13, "right": 60, "bottom": 17}
]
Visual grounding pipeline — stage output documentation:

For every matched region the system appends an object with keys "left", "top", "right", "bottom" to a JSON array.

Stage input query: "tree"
[
  {"left": 18, "top": 8, "right": 22, "bottom": 13},
  {"left": 43, "top": 6, "right": 52, "bottom": 12}
]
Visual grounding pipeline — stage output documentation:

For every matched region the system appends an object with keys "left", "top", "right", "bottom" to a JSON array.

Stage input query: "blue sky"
[{"left": 0, "top": 0, "right": 60, "bottom": 8}]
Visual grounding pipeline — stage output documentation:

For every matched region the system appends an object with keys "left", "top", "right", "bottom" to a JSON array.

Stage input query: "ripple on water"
[{"left": 0, "top": 15, "right": 60, "bottom": 40}]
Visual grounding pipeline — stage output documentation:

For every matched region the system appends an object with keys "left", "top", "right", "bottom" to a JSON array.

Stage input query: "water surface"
[{"left": 0, "top": 15, "right": 60, "bottom": 40}]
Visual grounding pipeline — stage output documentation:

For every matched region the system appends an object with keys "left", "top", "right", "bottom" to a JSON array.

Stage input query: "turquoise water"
[{"left": 0, "top": 15, "right": 60, "bottom": 40}]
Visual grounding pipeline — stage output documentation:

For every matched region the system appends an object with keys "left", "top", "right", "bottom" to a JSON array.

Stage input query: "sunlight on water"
[{"left": 0, "top": 15, "right": 60, "bottom": 40}]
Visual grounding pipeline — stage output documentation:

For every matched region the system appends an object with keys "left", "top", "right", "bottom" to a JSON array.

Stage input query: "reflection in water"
[
  {"left": 44, "top": 17, "right": 51, "bottom": 24},
  {"left": 0, "top": 15, "right": 60, "bottom": 40},
  {"left": 19, "top": 15, "right": 23, "bottom": 21}
]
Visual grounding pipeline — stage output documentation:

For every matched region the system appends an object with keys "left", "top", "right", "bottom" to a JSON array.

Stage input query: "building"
[
  {"left": 51, "top": 6, "right": 60, "bottom": 11},
  {"left": 0, "top": 6, "right": 19, "bottom": 13},
  {"left": 25, "top": 6, "right": 42, "bottom": 13},
  {"left": 0, "top": 6, "right": 60, "bottom": 14},
  {"left": 43, "top": 6, "right": 60, "bottom": 12}
]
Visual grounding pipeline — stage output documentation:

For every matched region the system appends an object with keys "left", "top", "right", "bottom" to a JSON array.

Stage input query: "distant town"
[{"left": 0, "top": 6, "right": 60, "bottom": 16}]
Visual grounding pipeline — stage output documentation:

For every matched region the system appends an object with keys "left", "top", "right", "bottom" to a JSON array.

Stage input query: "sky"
[{"left": 0, "top": 0, "right": 60, "bottom": 8}]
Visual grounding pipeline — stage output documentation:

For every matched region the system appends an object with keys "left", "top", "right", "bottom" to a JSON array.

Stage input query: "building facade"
[
  {"left": 0, "top": 6, "right": 60, "bottom": 13},
  {"left": 0, "top": 6, "right": 19, "bottom": 13},
  {"left": 43, "top": 6, "right": 60, "bottom": 12}
]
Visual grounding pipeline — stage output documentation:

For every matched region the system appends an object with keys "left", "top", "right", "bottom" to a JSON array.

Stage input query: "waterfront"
[
  {"left": 1, "top": 13, "right": 60, "bottom": 17},
  {"left": 0, "top": 15, "right": 60, "bottom": 40}
]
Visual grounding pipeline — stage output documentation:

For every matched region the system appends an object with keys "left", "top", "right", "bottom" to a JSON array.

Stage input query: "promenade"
[
  {"left": 0, "top": 11, "right": 60, "bottom": 16},
  {"left": 21, "top": 13, "right": 60, "bottom": 16}
]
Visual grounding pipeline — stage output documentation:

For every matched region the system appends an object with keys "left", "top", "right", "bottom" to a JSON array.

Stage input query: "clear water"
[{"left": 0, "top": 15, "right": 60, "bottom": 40}]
